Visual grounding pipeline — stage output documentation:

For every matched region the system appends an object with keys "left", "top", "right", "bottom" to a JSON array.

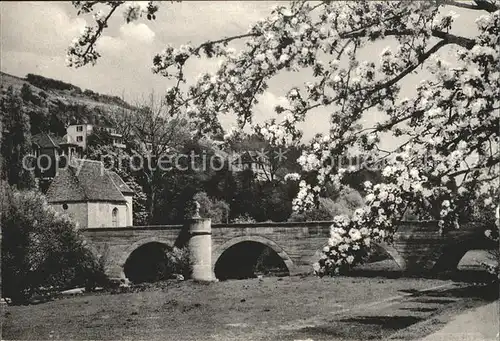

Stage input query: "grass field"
[
  {"left": 2, "top": 269, "right": 498, "bottom": 341},
  {"left": 2, "top": 251, "right": 498, "bottom": 341}
]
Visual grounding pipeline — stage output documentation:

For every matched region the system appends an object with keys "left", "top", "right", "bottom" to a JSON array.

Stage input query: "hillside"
[{"left": 0, "top": 71, "right": 135, "bottom": 136}]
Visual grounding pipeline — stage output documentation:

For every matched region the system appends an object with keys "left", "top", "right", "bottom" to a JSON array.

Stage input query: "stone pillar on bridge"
[{"left": 186, "top": 216, "right": 214, "bottom": 282}]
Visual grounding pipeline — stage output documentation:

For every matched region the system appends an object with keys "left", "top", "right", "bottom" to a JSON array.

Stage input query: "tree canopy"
[{"left": 67, "top": 1, "right": 499, "bottom": 275}]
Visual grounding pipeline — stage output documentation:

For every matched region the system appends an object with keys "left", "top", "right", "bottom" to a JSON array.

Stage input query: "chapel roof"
[{"left": 46, "top": 159, "right": 132, "bottom": 203}]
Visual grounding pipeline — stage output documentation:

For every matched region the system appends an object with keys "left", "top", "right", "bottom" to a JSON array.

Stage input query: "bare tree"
[{"left": 126, "top": 92, "right": 193, "bottom": 222}]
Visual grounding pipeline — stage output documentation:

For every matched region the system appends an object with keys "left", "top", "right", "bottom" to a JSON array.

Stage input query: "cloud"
[
  {"left": 0, "top": 1, "right": 277, "bottom": 102},
  {"left": 96, "top": 36, "right": 128, "bottom": 54},
  {"left": 250, "top": 91, "right": 332, "bottom": 141},
  {"left": 96, "top": 23, "right": 155, "bottom": 57},
  {"left": 0, "top": 2, "right": 86, "bottom": 57},
  {"left": 119, "top": 23, "right": 155, "bottom": 44},
  {"left": 154, "top": 1, "right": 277, "bottom": 43},
  {"left": 254, "top": 91, "right": 288, "bottom": 123}
]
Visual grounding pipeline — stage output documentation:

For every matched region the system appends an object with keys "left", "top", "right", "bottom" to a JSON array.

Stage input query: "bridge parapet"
[
  {"left": 81, "top": 225, "right": 184, "bottom": 232},
  {"left": 212, "top": 221, "right": 334, "bottom": 229}
]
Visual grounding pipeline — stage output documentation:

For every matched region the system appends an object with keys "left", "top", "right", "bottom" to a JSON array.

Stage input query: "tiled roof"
[
  {"left": 32, "top": 133, "right": 60, "bottom": 148},
  {"left": 33, "top": 133, "right": 81, "bottom": 148},
  {"left": 46, "top": 159, "right": 127, "bottom": 203},
  {"left": 108, "top": 171, "right": 135, "bottom": 195},
  {"left": 45, "top": 165, "right": 86, "bottom": 202}
]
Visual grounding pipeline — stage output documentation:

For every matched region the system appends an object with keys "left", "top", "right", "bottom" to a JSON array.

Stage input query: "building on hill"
[
  {"left": 45, "top": 159, "right": 134, "bottom": 228},
  {"left": 31, "top": 132, "right": 62, "bottom": 180},
  {"left": 31, "top": 132, "right": 81, "bottom": 189},
  {"left": 66, "top": 124, "right": 125, "bottom": 150},
  {"left": 31, "top": 123, "right": 125, "bottom": 189},
  {"left": 210, "top": 148, "right": 273, "bottom": 182},
  {"left": 231, "top": 150, "right": 272, "bottom": 181},
  {"left": 66, "top": 124, "right": 93, "bottom": 150}
]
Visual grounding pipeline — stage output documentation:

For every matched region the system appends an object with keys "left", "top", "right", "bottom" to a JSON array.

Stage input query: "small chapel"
[{"left": 45, "top": 159, "right": 134, "bottom": 228}]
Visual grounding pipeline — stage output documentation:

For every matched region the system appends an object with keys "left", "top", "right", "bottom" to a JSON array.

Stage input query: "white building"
[
  {"left": 66, "top": 124, "right": 125, "bottom": 150},
  {"left": 46, "top": 159, "right": 134, "bottom": 228}
]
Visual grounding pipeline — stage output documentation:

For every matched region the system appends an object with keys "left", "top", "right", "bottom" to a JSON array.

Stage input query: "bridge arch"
[
  {"left": 374, "top": 241, "right": 407, "bottom": 271},
  {"left": 212, "top": 235, "right": 295, "bottom": 279},
  {"left": 431, "top": 236, "right": 497, "bottom": 272},
  {"left": 117, "top": 236, "right": 175, "bottom": 268},
  {"left": 113, "top": 237, "right": 174, "bottom": 282}
]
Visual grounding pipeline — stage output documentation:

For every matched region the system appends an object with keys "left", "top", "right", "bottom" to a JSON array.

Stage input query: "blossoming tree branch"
[{"left": 67, "top": 0, "right": 499, "bottom": 276}]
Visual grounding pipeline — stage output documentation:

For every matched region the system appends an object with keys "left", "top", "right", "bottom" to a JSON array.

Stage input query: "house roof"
[
  {"left": 46, "top": 159, "right": 129, "bottom": 203},
  {"left": 32, "top": 133, "right": 79, "bottom": 148},
  {"left": 32, "top": 133, "right": 60, "bottom": 149}
]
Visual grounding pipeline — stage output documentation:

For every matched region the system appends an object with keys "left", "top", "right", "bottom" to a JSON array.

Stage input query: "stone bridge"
[{"left": 81, "top": 219, "right": 494, "bottom": 281}]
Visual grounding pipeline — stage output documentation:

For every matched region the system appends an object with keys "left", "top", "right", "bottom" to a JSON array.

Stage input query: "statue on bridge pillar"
[{"left": 192, "top": 200, "right": 201, "bottom": 219}]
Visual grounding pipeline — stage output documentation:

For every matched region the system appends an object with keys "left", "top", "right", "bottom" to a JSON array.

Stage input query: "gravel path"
[{"left": 419, "top": 300, "right": 499, "bottom": 341}]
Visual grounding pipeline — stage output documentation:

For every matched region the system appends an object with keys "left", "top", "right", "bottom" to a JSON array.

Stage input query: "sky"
[{"left": 0, "top": 1, "right": 480, "bottom": 144}]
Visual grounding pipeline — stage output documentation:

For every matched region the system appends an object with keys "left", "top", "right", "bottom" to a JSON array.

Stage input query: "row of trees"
[
  {"left": 2, "top": 56, "right": 375, "bottom": 229},
  {"left": 84, "top": 92, "right": 379, "bottom": 225}
]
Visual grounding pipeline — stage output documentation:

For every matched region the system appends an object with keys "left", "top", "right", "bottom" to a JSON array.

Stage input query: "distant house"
[
  {"left": 231, "top": 150, "right": 272, "bottom": 181},
  {"left": 66, "top": 124, "right": 93, "bottom": 150},
  {"left": 46, "top": 159, "right": 134, "bottom": 228},
  {"left": 31, "top": 124, "right": 125, "bottom": 189},
  {"left": 66, "top": 124, "right": 125, "bottom": 150},
  {"left": 210, "top": 148, "right": 272, "bottom": 181}
]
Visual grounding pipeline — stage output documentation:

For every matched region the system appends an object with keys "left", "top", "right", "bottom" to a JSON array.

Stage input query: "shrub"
[
  {"left": 192, "top": 192, "right": 230, "bottom": 223},
  {"left": 164, "top": 246, "right": 191, "bottom": 278},
  {"left": 331, "top": 187, "right": 364, "bottom": 213},
  {"left": 289, "top": 187, "right": 364, "bottom": 222},
  {"left": 402, "top": 208, "right": 419, "bottom": 221},
  {"left": 261, "top": 184, "right": 294, "bottom": 222},
  {"left": 210, "top": 200, "right": 230, "bottom": 223},
  {"left": 231, "top": 214, "right": 257, "bottom": 224},
  {"left": 1, "top": 186, "right": 108, "bottom": 303},
  {"left": 288, "top": 198, "right": 337, "bottom": 222}
]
